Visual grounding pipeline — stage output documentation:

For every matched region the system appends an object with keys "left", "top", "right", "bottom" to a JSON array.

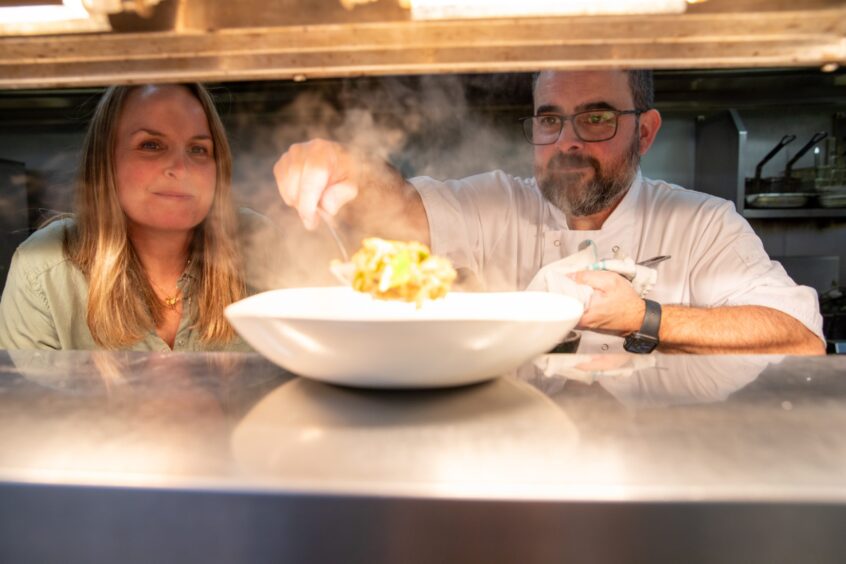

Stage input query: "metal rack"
[{"left": 695, "top": 109, "right": 846, "bottom": 219}]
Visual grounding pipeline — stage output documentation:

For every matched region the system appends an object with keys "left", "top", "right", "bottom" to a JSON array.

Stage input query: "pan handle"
[
  {"left": 785, "top": 131, "right": 828, "bottom": 176},
  {"left": 755, "top": 134, "right": 796, "bottom": 180}
]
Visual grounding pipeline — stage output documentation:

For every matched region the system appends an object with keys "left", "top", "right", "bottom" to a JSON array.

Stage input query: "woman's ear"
[{"left": 637, "top": 108, "right": 662, "bottom": 156}]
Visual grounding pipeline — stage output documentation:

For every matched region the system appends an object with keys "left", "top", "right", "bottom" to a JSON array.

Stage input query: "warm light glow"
[
  {"left": 821, "top": 62, "right": 840, "bottom": 73},
  {"left": 0, "top": 0, "right": 88, "bottom": 24},
  {"left": 408, "top": 0, "right": 688, "bottom": 20},
  {"left": 0, "top": 0, "right": 109, "bottom": 34}
]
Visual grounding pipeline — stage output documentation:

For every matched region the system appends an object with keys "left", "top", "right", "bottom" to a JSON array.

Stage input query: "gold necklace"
[
  {"left": 149, "top": 259, "right": 190, "bottom": 310},
  {"left": 150, "top": 279, "right": 182, "bottom": 310},
  {"left": 162, "top": 294, "right": 181, "bottom": 309}
]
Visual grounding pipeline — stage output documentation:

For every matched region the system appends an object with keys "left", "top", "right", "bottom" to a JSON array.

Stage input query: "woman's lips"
[{"left": 153, "top": 191, "right": 193, "bottom": 199}]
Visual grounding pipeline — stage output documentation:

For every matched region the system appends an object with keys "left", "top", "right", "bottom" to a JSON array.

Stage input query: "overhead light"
[
  {"left": 82, "top": 0, "right": 164, "bottom": 17},
  {"left": 405, "top": 0, "right": 688, "bottom": 20},
  {"left": 0, "top": 0, "right": 109, "bottom": 34},
  {"left": 821, "top": 62, "right": 840, "bottom": 73}
]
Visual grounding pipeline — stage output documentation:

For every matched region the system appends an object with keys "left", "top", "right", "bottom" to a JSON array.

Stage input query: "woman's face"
[{"left": 114, "top": 85, "right": 216, "bottom": 236}]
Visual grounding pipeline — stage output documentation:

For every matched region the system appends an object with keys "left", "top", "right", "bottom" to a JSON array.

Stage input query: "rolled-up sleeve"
[
  {"left": 411, "top": 175, "right": 484, "bottom": 276},
  {"left": 689, "top": 201, "right": 824, "bottom": 343}
]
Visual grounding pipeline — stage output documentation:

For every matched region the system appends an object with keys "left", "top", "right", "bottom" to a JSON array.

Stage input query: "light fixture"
[
  {"left": 0, "top": 0, "right": 109, "bottom": 35},
  {"left": 405, "top": 0, "right": 688, "bottom": 20}
]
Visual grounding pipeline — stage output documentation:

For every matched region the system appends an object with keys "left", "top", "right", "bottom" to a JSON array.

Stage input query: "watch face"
[{"left": 624, "top": 335, "right": 657, "bottom": 354}]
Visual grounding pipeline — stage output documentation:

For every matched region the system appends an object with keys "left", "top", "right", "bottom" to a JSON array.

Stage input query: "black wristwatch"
[{"left": 624, "top": 299, "right": 661, "bottom": 354}]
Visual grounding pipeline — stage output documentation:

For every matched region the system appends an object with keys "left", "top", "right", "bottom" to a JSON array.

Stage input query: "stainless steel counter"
[{"left": 1, "top": 350, "right": 845, "bottom": 563}]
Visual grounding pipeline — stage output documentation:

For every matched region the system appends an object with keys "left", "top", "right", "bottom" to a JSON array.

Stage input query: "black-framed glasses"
[{"left": 519, "top": 109, "right": 644, "bottom": 145}]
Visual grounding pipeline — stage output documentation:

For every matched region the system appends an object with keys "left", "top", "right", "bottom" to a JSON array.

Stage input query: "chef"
[{"left": 274, "top": 69, "right": 824, "bottom": 355}]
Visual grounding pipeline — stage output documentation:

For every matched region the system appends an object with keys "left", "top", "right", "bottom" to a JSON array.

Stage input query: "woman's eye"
[
  {"left": 139, "top": 140, "right": 162, "bottom": 150},
  {"left": 189, "top": 145, "right": 211, "bottom": 156}
]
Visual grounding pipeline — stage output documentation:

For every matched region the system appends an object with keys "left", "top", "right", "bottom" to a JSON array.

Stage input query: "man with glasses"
[{"left": 274, "top": 70, "right": 824, "bottom": 354}]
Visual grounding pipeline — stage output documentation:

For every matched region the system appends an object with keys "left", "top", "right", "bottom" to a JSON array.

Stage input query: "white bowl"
[{"left": 225, "top": 287, "right": 583, "bottom": 389}]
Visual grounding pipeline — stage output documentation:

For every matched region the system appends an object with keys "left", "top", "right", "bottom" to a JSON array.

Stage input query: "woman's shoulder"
[{"left": 14, "top": 217, "right": 75, "bottom": 276}]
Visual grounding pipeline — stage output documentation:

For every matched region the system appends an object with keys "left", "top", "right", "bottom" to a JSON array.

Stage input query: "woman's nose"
[{"left": 165, "top": 150, "right": 187, "bottom": 178}]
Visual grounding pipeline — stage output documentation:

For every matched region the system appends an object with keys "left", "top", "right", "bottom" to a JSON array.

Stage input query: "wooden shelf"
[{"left": 0, "top": 2, "right": 844, "bottom": 89}]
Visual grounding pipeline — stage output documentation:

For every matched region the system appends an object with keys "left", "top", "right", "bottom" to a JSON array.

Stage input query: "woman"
[{"left": 0, "top": 83, "right": 271, "bottom": 351}]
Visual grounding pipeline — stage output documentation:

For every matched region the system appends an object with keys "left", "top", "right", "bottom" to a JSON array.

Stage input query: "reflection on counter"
[
  {"left": 232, "top": 376, "right": 577, "bottom": 493},
  {"left": 0, "top": 350, "right": 288, "bottom": 482},
  {"left": 519, "top": 353, "right": 774, "bottom": 407},
  {"left": 2, "top": 350, "right": 846, "bottom": 501}
]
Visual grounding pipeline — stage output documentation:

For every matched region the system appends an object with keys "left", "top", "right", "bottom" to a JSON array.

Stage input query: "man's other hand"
[{"left": 569, "top": 270, "right": 646, "bottom": 335}]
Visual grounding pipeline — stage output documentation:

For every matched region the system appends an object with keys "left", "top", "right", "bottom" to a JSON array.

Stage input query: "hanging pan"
[{"left": 769, "top": 131, "right": 828, "bottom": 194}]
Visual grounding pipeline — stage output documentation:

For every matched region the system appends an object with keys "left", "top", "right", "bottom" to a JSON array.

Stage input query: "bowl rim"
[{"left": 225, "top": 286, "right": 584, "bottom": 323}]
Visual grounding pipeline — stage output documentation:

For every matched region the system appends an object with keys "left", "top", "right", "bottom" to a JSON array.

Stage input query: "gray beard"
[{"left": 537, "top": 138, "right": 640, "bottom": 217}]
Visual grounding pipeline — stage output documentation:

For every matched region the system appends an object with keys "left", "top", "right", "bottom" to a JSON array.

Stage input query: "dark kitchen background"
[{"left": 1, "top": 67, "right": 845, "bottom": 342}]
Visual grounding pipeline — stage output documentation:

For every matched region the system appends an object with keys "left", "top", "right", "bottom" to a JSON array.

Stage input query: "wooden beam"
[{"left": 1, "top": 7, "right": 844, "bottom": 89}]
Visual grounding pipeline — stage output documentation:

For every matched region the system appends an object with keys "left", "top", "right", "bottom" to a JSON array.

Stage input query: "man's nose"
[{"left": 556, "top": 120, "right": 584, "bottom": 150}]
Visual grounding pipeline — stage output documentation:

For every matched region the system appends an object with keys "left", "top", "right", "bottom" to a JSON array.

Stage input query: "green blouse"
[{"left": 0, "top": 210, "right": 287, "bottom": 352}]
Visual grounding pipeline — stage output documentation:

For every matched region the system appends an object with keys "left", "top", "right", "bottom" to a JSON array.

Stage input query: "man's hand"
[
  {"left": 570, "top": 270, "right": 825, "bottom": 354},
  {"left": 273, "top": 139, "right": 360, "bottom": 230},
  {"left": 273, "top": 139, "right": 430, "bottom": 245},
  {"left": 569, "top": 270, "right": 645, "bottom": 335}
]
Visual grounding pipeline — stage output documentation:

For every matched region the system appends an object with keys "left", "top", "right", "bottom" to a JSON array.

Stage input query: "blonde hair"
[{"left": 67, "top": 83, "right": 244, "bottom": 348}]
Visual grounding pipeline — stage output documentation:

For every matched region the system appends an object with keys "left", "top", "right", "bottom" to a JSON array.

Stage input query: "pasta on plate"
[{"left": 339, "top": 238, "right": 457, "bottom": 306}]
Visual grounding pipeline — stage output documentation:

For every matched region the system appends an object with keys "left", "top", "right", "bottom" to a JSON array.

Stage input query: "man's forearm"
[
  {"left": 658, "top": 305, "right": 824, "bottom": 355},
  {"left": 339, "top": 159, "right": 430, "bottom": 246}
]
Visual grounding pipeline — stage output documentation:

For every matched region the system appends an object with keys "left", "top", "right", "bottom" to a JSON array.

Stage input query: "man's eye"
[
  {"left": 537, "top": 116, "right": 560, "bottom": 128},
  {"left": 585, "top": 112, "right": 613, "bottom": 125}
]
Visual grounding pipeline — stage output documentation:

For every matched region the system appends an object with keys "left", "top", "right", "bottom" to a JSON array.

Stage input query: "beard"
[{"left": 536, "top": 137, "right": 640, "bottom": 217}]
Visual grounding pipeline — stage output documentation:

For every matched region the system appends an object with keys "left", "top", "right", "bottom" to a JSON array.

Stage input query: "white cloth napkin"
[{"left": 526, "top": 240, "right": 658, "bottom": 306}]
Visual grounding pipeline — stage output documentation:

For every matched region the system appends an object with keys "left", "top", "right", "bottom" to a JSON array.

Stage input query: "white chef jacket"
[{"left": 411, "top": 169, "right": 824, "bottom": 353}]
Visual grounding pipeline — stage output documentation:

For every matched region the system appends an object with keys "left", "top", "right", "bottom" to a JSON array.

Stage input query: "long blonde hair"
[{"left": 67, "top": 83, "right": 244, "bottom": 348}]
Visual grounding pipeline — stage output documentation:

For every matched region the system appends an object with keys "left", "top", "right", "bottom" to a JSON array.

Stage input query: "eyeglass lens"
[{"left": 524, "top": 110, "right": 620, "bottom": 144}]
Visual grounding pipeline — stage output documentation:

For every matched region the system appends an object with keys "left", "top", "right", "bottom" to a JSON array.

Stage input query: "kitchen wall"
[{"left": 642, "top": 109, "right": 846, "bottom": 291}]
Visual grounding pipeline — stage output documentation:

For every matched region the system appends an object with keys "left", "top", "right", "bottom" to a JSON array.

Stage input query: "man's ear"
[{"left": 637, "top": 108, "right": 662, "bottom": 156}]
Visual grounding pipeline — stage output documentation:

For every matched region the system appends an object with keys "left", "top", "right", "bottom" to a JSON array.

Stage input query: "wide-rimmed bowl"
[{"left": 225, "top": 287, "right": 583, "bottom": 389}]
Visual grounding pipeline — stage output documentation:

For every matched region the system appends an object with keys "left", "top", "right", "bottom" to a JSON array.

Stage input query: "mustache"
[{"left": 547, "top": 152, "right": 600, "bottom": 173}]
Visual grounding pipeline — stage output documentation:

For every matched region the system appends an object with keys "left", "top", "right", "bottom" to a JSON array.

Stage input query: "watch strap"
[
  {"left": 639, "top": 299, "right": 661, "bottom": 341},
  {"left": 624, "top": 299, "right": 661, "bottom": 354}
]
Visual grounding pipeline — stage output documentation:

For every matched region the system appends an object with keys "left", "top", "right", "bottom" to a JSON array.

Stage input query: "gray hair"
[
  {"left": 627, "top": 70, "right": 654, "bottom": 111},
  {"left": 532, "top": 70, "right": 654, "bottom": 111}
]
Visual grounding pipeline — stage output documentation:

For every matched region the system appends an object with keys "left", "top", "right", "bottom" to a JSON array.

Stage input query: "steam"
[{"left": 224, "top": 73, "right": 534, "bottom": 290}]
